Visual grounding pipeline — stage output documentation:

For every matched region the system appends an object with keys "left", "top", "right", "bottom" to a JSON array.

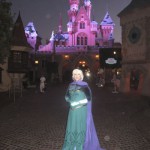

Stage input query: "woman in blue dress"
[{"left": 62, "top": 69, "right": 104, "bottom": 150}]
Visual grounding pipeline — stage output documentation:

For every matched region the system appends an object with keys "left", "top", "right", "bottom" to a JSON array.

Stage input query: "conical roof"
[
  {"left": 100, "top": 12, "right": 115, "bottom": 26},
  {"left": 11, "top": 12, "right": 32, "bottom": 48}
]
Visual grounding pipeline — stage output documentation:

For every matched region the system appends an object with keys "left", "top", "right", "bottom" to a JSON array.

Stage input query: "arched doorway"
[
  {"left": 75, "top": 60, "right": 89, "bottom": 71},
  {"left": 62, "top": 55, "right": 100, "bottom": 83},
  {"left": 130, "top": 69, "right": 140, "bottom": 90},
  {"left": 62, "top": 63, "right": 72, "bottom": 83}
]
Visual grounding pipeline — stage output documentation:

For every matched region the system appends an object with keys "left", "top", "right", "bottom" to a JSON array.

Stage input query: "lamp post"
[
  {"left": 34, "top": 51, "right": 39, "bottom": 85},
  {"left": 33, "top": 35, "right": 41, "bottom": 84}
]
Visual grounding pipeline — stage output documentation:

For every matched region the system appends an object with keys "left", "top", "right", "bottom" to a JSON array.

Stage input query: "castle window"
[
  {"left": 77, "top": 37, "right": 80, "bottom": 45},
  {"left": 80, "top": 22, "right": 85, "bottom": 29},
  {"left": 13, "top": 52, "right": 22, "bottom": 63},
  {"left": 77, "top": 33, "right": 88, "bottom": 45},
  {"left": 85, "top": 37, "right": 87, "bottom": 45},
  {"left": 81, "top": 37, "right": 84, "bottom": 45}
]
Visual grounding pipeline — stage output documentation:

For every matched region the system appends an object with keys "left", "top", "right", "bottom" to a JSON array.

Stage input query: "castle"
[
  {"left": 25, "top": 0, "right": 115, "bottom": 52},
  {"left": 22, "top": 0, "right": 121, "bottom": 83},
  {"left": 0, "top": 0, "right": 120, "bottom": 92}
]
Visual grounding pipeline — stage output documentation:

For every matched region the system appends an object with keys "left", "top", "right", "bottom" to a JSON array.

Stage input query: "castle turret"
[
  {"left": 91, "top": 20, "right": 98, "bottom": 33},
  {"left": 58, "top": 13, "right": 62, "bottom": 33},
  {"left": 68, "top": 0, "right": 79, "bottom": 22},
  {"left": 84, "top": 0, "right": 92, "bottom": 20},
  {"left": 100, "top": 12, "right": 115, "bottom": 42},
  {"left": 69, "top": 0, "right": 79, "bottom": 11},
  {"left": 67, "top": 21, "right": 74, "bottom": 33}
]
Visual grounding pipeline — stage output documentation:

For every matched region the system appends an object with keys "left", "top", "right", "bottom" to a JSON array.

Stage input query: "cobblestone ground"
[{"left": 0, "top": 83, "right": 150, "bottom": 150}]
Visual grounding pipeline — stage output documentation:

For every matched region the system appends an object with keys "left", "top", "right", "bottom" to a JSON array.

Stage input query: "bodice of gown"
[{"left": 67, "top": 84, "right": 87, "bottom": 102}]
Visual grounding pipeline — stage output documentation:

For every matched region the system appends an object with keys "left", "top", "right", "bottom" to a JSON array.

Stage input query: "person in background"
[
  {"left": 62, "top": 68, "right": 104, "bottom": 150},
  {"left": 96, "top": 68, "right": 105, "bottom": 87},
  {"left": 111, "top": 71, "right": 120, "bottom": 93},
  {"left": 40, "top": 74, "right": 46, "bottom": 93}
]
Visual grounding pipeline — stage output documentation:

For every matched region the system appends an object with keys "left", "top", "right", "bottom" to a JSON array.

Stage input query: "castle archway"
[{"left": 61, "top": 54, "right": 100, "bottom": 82}]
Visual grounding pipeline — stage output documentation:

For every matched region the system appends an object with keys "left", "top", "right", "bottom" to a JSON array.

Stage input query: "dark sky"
[{"left": 8, "top": 0, "right": 132, "bottom": 44}]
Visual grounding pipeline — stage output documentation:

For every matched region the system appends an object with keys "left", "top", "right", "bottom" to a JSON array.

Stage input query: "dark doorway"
[{"left": 130, "top": 69, "right": 139, "bottom": 90}]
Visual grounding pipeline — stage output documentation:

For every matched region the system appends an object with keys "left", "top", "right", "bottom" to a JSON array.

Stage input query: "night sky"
[{"left": 8, "top": 0, "right": 132, "bottom": 44}]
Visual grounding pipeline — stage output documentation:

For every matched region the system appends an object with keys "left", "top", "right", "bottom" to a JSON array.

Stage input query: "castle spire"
[
  {"left": 84, "top": 0, "right": 92, "bottom": 20},
  {"left": 91, "top": 8, "right": 95, "bottom": 21},
  {"left": 68, "top": 0, "right": 79, "bottom": 22},
  {"left": 58, "top": 13, "right": 62, "bottom": 33}
]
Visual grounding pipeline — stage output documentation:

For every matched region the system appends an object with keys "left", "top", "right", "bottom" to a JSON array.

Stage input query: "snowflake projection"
[
  {"left": 25, "top": 22, "right": 38, "bottom": 48},
  {"left": 25, "top": 22, "right": 37, "bottom": 37}
]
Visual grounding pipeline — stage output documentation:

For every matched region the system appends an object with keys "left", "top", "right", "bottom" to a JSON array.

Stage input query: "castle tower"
[
  {"left": 84, "top": 0, "right": 92, "bottom": 21},
  {"left": 100, "top": 12, "right": 115, "bottom": 42},
  {"left": 68, "top": 0, "right": 79, "bottom": 22}
]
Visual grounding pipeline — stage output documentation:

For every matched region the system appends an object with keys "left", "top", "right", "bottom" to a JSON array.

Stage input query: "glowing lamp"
[
  {"left": 64, "top": 55, "right": 69, "bottom": 59},
  {"left": 95, "top": 55, "right": 99, "bottom": 59},
  {"left": 86, "top": 72, "right": 90, "bottom": 77},
  {"left": 113, "top": 51, "right": 116, "bottom": 55},
  {"left": 35, "top": 60, "right": 39, "bottom": 64}
]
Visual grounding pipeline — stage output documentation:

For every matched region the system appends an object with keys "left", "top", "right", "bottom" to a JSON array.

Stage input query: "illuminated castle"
[
  {"left": 23, "top": 0, "right": 120, "bottom": 83},
  {"left": 25, "top": 0, "right": 115, "bottom": 52}
]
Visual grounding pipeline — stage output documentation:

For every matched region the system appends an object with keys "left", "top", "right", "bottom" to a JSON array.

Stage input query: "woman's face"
[{"left": 73, "top": 73, "right": 81, "bottom": 81}]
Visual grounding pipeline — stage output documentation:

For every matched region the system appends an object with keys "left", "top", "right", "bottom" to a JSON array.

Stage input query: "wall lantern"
[
  {"left": 79, "top": 61, "right": 86, "bottom": 67},
  {"left": 79, "top": 61, "right": 86, "bottom": 64},
  {"left": 95, "top": 54, "right": 99, "bottom": 59},
  {"left": 35, "top": 60, "right": 39, "bottom": 64},
  {"left": 113, "top": 51, "right": 116, "bottom": 55},
  {"left": 64, "top": 55, "right": 69, "bottom": 58}
]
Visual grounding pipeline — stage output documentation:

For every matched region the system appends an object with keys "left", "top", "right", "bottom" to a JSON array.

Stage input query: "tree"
[{"left": 0, "top": 0, "right": 13, "bottom": 63}]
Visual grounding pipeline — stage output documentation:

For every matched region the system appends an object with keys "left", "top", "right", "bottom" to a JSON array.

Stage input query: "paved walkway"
[{"left": 0, "top": 83, "right": 150, "bottom": 150}]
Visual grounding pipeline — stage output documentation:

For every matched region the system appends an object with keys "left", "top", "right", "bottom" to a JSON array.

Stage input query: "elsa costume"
[{"left": 62, "top": 80, "right": 104, "bottom": 150}]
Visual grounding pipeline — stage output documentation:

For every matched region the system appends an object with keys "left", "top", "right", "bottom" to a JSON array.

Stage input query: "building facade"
[
  {"left": 118, "top": 0, "right": 150, "bottom": 96},
  {"left": 0, "top": 13, "right": 32, "bottom": 92}
]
